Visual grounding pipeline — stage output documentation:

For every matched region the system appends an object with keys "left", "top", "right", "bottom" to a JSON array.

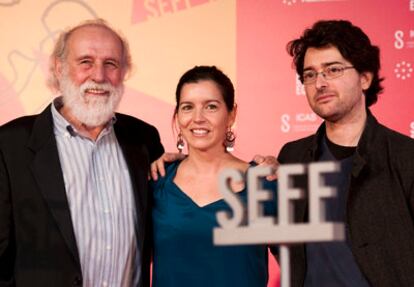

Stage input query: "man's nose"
[
  {"left": 315, "top": 72, "right": 328, "bottom": 89},
  {"left": 91, "top": 64, "right": 105, "bottom": 83}
]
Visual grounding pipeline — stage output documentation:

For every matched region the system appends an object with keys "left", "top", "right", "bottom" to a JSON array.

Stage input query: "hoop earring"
[
  {"left": 176, "top": 132, "right": 185, "bottom": 153},
  {"left": 224, "top": 128, "right": 236, "bottom": 152}
]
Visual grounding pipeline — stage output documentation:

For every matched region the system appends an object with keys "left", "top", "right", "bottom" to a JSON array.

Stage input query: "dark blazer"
[
  {"left": 0, "top": 105, "right": 164, "bottom": 287},
  {"left": 277, "top": 110, "right": 414, "bottom": 287}
]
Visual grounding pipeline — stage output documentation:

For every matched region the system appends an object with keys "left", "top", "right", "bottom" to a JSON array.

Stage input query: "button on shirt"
[{"left": 52, "top": 99, "right": 140, "bottom": 287}]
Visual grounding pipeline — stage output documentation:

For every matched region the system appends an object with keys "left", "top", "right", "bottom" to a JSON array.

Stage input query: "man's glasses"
[{"left": 302, "top": 65, "right": 355, "bottom": 85}]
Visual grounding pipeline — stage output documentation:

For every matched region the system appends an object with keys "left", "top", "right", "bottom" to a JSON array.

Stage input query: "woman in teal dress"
[{"left": 151, "top": 66, "right": 278, "bottom": 287}]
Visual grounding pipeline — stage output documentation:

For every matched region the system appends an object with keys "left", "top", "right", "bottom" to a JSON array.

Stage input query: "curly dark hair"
[
  {"left": 287, "top": 20, "right": 384, "bottom": 107},
  {"left": 174, "top": 65, "right": 235, "bottom": 115}
]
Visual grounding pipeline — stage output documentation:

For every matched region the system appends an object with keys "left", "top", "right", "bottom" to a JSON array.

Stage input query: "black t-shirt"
[{"left": 304, "top": 135, "right": 370, "bottom": 287}]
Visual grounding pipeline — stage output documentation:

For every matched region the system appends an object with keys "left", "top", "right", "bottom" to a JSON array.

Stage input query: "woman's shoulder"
[
  {"left": 224, "top": 155, "right": 250, "bottom": 172},
  {"left": 150, "top": 160, "right": 181, "bottom": 190}
]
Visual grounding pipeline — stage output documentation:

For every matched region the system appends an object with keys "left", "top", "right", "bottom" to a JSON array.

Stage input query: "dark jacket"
[
  {"left": 0, "top": 105, "right": 164, "bottom": 287},
  {"left": 277, "top": 111, "right": 414, "bottom": 287}
]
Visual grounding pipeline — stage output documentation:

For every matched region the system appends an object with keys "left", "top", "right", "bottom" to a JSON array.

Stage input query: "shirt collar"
[{"left": 51, "top": 96, "right": 117, "bottom": 140}]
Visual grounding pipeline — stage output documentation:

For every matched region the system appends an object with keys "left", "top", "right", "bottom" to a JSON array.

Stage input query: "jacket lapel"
[
  {"left": 114, "top": 118, "right": 149, "bottom": 249},
  {"left": 27, "top": 105, "right": 80, "bottom": 265}
]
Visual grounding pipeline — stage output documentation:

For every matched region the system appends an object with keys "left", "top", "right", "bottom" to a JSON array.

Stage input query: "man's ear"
[
  {"left": 55, "top": 58, "right": 64, "bottom": 81},
  {"left": 360, "top": 71, "right": 373, "bottom": 91}
]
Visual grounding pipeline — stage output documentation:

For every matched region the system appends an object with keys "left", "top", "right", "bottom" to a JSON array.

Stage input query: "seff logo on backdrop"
[
  {"left": 132, "top": 0, "right": 216, "bottom": 23},
  {"left": 283, "top": 0, "right": 350, "bottom": 6}
]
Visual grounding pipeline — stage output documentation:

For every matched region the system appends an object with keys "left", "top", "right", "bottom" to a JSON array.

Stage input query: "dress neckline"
[{"left": 167, "top": 160, "right": 247, "bottom": 209}]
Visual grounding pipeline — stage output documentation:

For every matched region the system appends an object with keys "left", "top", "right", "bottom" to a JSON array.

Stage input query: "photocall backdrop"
[{"left": 1, "top": 0, "right": 413, "bottom": 286}]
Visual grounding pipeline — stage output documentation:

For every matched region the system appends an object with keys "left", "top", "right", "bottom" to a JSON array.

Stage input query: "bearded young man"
[{"left": 0, "top": 19, "right": 163, "bottom": 287}]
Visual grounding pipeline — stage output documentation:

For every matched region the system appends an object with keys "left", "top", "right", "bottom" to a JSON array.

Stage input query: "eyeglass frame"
[{"left": 301, "top": 64, "right": 355, "bottom": 85}]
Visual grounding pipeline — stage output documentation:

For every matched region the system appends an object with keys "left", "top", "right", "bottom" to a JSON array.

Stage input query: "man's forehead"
[
  {"left": 63, "top": 27, "right": 123, "bottom": 62},
  {"left": 67, "top": 25, "right": 122, "bottom": 50},
  {"left": 70, "top": 24, "right": 117, "bottom": 38},
  {"left": 304, "top": 46, "right": 348, "bottom": 68}
]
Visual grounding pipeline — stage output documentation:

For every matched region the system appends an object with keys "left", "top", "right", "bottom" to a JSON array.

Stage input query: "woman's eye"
[
  {"left": 180, "top": 105, "right": 192, "bottom": 111},
  {"left": 206, "top": 104, "right": 218, "bottom": 110}
]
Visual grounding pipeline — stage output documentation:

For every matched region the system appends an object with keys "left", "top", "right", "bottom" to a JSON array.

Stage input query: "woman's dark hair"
[
  {"left": 175, "top": 65, "right": 235, "bottom": 114},
  {"left": 287, "top": 19, "right": 384, "bottom": 107}
]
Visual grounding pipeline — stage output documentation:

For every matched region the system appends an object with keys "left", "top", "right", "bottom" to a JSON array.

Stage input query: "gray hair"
[{"left": 47, "top": 19, "right": 132, "bottom": 92}]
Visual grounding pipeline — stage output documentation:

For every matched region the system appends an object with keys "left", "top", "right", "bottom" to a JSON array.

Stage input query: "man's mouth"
[
  {"left": 85, "top": 88, "right": 109, "bottom": 96},
  {"left": 315, "top": 93, "right": 335, "bottom": 103}
]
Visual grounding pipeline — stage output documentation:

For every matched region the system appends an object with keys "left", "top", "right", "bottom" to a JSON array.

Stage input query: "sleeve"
[
  {"left": 277, "top": 143, "right": 290, "bottom": 164},
  {"left": 0, "top": 150, "right": 15, "bottom": 285},
  {"left": 409, "top": 175, "right": 414, "bottom": 219},
  {"left": 146, "top": 125, "right": 164, "bottom": 163}
]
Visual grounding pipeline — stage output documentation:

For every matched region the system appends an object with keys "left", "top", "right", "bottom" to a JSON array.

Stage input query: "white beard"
[{"left": 60, "top": 74, "right": 124, "bottom": 127}]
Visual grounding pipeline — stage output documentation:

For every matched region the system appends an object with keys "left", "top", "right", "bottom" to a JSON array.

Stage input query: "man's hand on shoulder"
[
  {"left": 150, "top": 152, "right": 186, "bottom": 180},
  {"left": 253, "top": 154, "right": 279, "bottom": 181}
]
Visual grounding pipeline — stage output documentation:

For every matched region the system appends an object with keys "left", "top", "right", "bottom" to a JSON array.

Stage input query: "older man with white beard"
[{"left": 0, "top": 19, "right": 164, "bottom": 287}]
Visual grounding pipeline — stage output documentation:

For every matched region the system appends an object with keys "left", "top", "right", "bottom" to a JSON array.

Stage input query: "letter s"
[
  {"left": 216, "top": 169, "right": 245, "bottom": 228},
  {"left": 281, "top": 114, "right": 290, "bottom": 133},
  {"left": 144, "top": 0, "right": 159, "bottom": 18},
  {"left": 394, "top": 30, "right": 404, "bottom": 50}
]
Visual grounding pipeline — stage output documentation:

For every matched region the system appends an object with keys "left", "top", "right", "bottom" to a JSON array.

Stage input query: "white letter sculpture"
[{"left": 214, "top": 163, "right": 345, "bottom": 287}]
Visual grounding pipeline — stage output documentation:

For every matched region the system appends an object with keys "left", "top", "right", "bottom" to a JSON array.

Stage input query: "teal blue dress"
[{"left": 151, "top": 161, "right": 278, "bottom": 287}]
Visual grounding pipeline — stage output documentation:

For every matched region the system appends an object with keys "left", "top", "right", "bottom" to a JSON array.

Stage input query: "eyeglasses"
[{"left": 302, "top": 65, "right": 355, "bottom": 85}]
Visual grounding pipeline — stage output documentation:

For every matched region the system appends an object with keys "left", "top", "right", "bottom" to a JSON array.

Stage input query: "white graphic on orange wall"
[{"left": 394, "top": 61, "right": 413, "bottom": 80}]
